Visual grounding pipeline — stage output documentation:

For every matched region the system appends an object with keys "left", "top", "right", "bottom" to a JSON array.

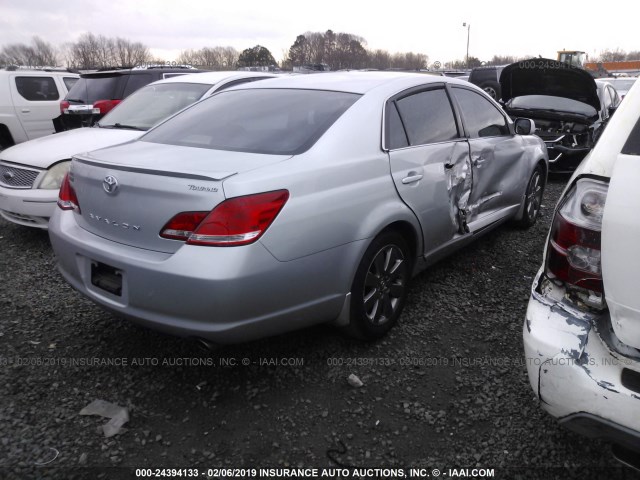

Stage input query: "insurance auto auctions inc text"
[{"left": 247, "top": 467, "right": 495, "bottom": 478}]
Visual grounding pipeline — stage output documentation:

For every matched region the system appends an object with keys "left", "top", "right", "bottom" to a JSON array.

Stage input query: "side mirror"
[{"left": 514, "top": 118, "right": 535, "bottom": 135}]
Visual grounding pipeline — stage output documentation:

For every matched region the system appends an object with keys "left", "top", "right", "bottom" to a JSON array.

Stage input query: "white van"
[{"left": 0, "top": 69, "right": 79, "bottom": 150}]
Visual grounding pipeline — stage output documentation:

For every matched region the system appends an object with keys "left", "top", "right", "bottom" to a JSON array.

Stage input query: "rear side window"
[
  {"left": 386, "top": 102, "right": 409, "bottom": 149},
  {"left": 622, "top": 116, "right": 640, "bottom": 155},
  {"left": 395, "top": 88, "right": 458, "bottom": 145},
  {"left": 66, "top": 75, "right": 124, "bottom": 104},
  {"left": 452, "top": 87, "right": 510, "bottom": 138},
  {"left": 123, "top": 73, "right": 153, "bottom": 97},
  {"left": 15, "top": 76, "right": 59, "bottom": 101},
  {"left": 142, "top": 89, "right": 360, "bottom": 155},
  {"left": 63, "top": 77, "right": 79, "bottom": 90}
]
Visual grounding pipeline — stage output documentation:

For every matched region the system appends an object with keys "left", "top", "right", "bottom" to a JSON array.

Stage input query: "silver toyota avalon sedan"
[{"left": 49, "top": 72, "right": 548, "bottom": 343}]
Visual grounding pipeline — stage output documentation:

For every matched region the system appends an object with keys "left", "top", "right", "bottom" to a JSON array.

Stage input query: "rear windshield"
[
  {"left": 99, "top": 83, "right": 211, "bottom": 131},
  {"left": 65, "top": 74, "right": 125, "bottom": 104},
  {"left": 507, "top": 95, "right": 597, "bottom": 117},
  {"left": 142, "top": 89, "right": 361, "bottom": 155}
]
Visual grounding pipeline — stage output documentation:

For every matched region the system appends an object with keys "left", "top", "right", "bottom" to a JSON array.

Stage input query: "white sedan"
[
  {"left": 0, "top": 71, "right": 275, "bottom": 228},
  {"left": 524, "top": 76, "right": 640, "bottom": 467}
]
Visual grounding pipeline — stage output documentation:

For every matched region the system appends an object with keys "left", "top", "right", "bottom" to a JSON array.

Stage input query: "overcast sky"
[{"left": 1, "top": 0, "right": 637, "bottom": 65}]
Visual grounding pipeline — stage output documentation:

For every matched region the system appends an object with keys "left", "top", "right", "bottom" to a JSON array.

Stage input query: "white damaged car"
[
  {"left": 0, "top": 71, "right": 275, "bottom": 228},
  {"left": 524, "top": 77, "right": 640, "bottom": 468}
]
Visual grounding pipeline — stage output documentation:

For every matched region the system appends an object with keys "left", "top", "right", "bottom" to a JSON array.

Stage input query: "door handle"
[
  {"left": 402, "top": 173, "right": 423, "bottom": 184},
  {"left": 472, "top": 156, "right": 486, "bottom": 166},
  {"left": 21, "top": 109, "right": 30, "bottom": 113}
]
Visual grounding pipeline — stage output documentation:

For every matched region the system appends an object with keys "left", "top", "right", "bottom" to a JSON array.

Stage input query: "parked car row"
[
  {"left": 0, "top": 71, "right": 275, "bottom": 227},
  {"left": 58, "top": 66, "right": 208, "bottom": 130},
  {"left": 1, "top": 64, "right": 638, "bottom": 469}
]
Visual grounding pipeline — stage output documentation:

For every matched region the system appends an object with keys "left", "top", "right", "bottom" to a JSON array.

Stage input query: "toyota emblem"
[
  {"left": 3, "top": 171, "right": 14, "bottom": 181},
  {"left": 103, "top": 175, "right": 118, "bottom": 194}
]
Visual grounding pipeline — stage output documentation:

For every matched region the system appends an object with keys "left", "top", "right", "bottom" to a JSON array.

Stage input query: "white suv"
[
  {"left": 524, "top": 77, "right": 640, "bottom": 467},
  {"left": 0, "top": 68, "right": 79, "bottom": 150}
]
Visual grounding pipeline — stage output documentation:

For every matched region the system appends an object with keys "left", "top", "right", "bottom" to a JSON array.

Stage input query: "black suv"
[
  {"left": 468, "top": 65, "right": 505, "bottom": 100},
  {"left": 57, "top": 66, "right": 207, "bottom": 130}
]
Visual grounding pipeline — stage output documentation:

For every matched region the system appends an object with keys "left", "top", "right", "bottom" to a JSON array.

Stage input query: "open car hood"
[{"left": 500, "top": 59, "right": 601, "bottom": 112}]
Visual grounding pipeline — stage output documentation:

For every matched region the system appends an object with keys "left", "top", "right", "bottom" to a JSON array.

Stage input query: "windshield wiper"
[
  {"left": 108, "top": 123, "right": 145, "bottom": 131},
  {"left": 66, "top": 99, "right": 85, "bottom": 103}
]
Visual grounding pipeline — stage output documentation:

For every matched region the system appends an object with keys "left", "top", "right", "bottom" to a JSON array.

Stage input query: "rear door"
[
  {"left": 450, "top": 86, "right": 526, "bottom": 226},
  {"left": 387, "top": 85, "right": 473, "bottom": 256},
  {"left": 9, "top": 74, "right": 62, "bottom": 140},
  {"left": 602, "top": 126, "right": 640, "bottom": 350}
]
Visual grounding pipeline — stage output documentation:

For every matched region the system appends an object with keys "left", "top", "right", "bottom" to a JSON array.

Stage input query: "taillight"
[
  {"left": 60, "top": 100, "right": 70, "bottom": 114},
  {"left": 546, "top": 178, "right": 608, "bottom": 293},
  {"left": 57, "top": 172, "right": 81, "bottom": 213},
  {"left": 160, "top": 190, "right": 289, "bottom": 246},
  {"left": 160, "top": 212, "right": 208, "bottom": 240},
  {"left": 93, "top": 99, "right": 121, "bottom": 115}
]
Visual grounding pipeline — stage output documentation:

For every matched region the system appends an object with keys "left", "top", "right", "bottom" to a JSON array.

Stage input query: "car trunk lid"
[{"left": 69, "top": 141, "right": 289, "bottom": 254}]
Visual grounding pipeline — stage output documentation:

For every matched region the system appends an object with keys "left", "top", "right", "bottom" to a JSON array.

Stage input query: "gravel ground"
[{"left": 0, "top": 178, "right": 636, "bottom": 480}]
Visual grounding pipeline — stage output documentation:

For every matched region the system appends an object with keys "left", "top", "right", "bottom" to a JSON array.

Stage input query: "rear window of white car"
[
  {"left": 99, "top": 83, "right": 211, "bottom": 131},
  {"left": 142, "top": 89, "right": 360, "bottom": 155}
]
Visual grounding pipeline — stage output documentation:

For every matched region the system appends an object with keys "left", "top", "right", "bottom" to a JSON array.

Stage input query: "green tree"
[{"left": 238, "top": 45, "right": 277, "bottom": 68}]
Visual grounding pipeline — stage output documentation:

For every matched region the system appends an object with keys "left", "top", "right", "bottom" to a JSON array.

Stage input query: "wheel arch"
[{"left": 0, "top": 124, "right": 15, "bottom": 149}]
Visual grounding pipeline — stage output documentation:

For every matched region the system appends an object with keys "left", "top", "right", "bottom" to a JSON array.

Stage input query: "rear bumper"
[
  {"left": 0, "top": 185, "right": 57, "bottom": 228},
  {"left": 523, "top": 268, "right": 640, "bottom": 452},
  {"left": 49, "top": 209, "right": 363, "bottom": 343}
]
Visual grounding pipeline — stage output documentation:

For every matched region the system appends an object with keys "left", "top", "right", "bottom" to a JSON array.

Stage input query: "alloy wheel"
[{"left": 362, "top": 245, "right": 406, "bottom": 325}]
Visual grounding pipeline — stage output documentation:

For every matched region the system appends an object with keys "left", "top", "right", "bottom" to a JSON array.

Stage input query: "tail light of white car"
[
  {"left": 57, "top": 172, "right": 81, "bottom": 213},
  {"left": 160, "top": 190, "right": 289, "bottom": 247},
  {"left": 546, "top": 178, "right": 608, "bottom": 303}
]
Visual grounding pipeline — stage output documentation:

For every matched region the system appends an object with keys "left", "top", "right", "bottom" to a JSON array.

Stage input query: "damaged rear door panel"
[{"left": 387, "top": 85, "right": 474, "bottom": 255}]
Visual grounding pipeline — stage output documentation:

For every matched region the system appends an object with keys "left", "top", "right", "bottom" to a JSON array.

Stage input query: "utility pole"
[{"left": 463, "top": 22, "right": 471, "bottom": 68}]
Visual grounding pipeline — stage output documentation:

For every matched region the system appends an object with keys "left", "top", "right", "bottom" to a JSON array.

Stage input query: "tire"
[
  {"left": 481, "top": 80, "right": 501, "bottom": 100},
  {"left": 344, "top": 231, "right": 411, "bottom": 340},
  {"left": 514, "top": 166, "right": 545, "bottom": 228}
]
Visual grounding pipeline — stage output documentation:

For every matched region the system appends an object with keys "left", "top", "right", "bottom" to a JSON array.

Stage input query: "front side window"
[
  {"left": 99, "top": 83, "right": 211, "bottom": 131},
  {"left": 453, "top": 87, "right": 510, "bottom": 138},
  {"left": 142, "top": 89, "right": 360, "bottom": 155},
  {"left": 15, "top": 76, "right": 60, "bottom": 101},
  {"left": 394, "top": 88, "right": 458, "bottom": 146}
]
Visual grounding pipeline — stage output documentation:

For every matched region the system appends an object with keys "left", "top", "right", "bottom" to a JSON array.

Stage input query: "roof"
[
  {"left": 155, "top": 71, "right": 278, "bottom": 86},
  {"left": 79, "top": 67, "right": 207, "bottom": 77},
  {"left": 227, "top": 71, "right": 465, "bottom": 95}
]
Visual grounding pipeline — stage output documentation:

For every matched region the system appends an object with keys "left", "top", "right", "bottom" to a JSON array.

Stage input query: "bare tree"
[
  {"left": 176, "top": 46, "right": 238, "bottom": 69},
  {"left": 65, "top": 33, "right": 151, "bottom": 69},
  {"left": 114, "top": 37, "right": 151, "bottom": 67},
  {"left": 0, "top": 36, "right": 58, "bottom": 67},
  {"left": 598, "top": 48, "right": 627, "bottom": 62}
]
